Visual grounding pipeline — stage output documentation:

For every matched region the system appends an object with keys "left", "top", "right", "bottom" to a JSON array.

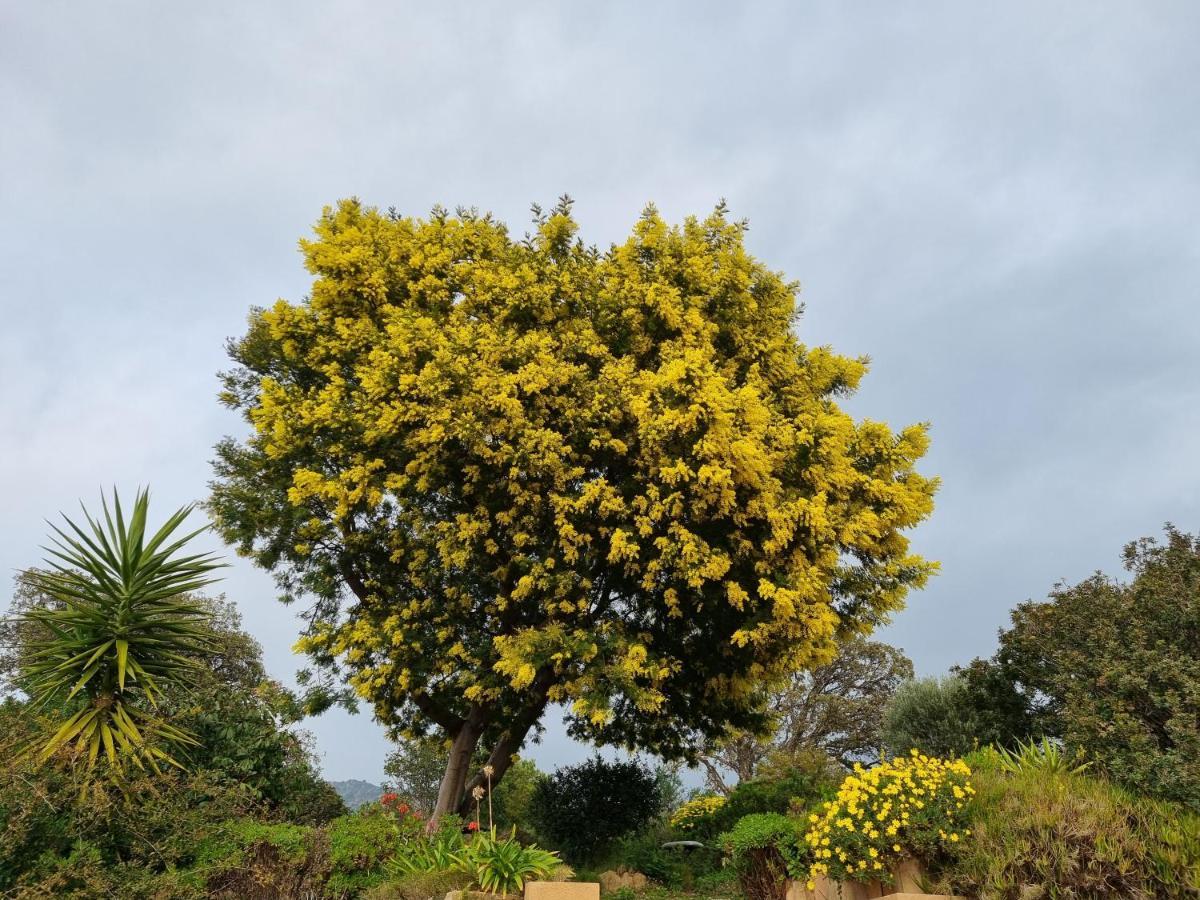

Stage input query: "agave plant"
[
  {"left": 387, "top": 827, "right": 467, "bottom": 876},
  {"left": 995, "top": 736, "right": 1092, "bottom": 777},
  {"left": 20, "top": 488, "right": 223, "bottom": 773},
  {"left": 458, "top": 827, "right": 561, "bottom": 895}
]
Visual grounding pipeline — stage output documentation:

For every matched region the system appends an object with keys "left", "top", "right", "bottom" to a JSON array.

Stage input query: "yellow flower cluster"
[
  {"left": 803, "top": 751, "right": 974, "bottom": 887},
  {"left": 669, "top": 794, "right": 727, "bottom": 830}
]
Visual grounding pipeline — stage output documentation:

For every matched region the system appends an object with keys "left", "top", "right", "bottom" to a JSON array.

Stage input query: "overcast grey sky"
[{"left": 3, "top": 2, "right": 1198, "bottom": 785}]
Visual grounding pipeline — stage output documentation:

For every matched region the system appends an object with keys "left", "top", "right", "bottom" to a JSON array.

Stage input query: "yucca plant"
[{"left": 20, "top": 488, "right": 223, "bottom": 774}]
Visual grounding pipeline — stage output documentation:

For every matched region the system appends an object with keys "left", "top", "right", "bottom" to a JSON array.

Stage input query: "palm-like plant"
[
  {"left": 20, "top": 488, "right": 223, "bottom": 773},
  {"left": 459, "top": 828, "right": 561, "bottom": 895}
]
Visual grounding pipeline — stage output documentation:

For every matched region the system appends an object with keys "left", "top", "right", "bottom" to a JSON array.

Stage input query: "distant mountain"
[{"left": 330, "top": 779, "right": 384, "bottom": 810}]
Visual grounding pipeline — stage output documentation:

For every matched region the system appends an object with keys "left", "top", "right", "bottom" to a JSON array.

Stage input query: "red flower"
[{"left": 467, "top": 821, "right": 479, "bottom": 832}]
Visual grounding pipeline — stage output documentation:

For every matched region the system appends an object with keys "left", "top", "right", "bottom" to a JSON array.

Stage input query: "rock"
[{"left": 597, "top": 870, "right": 648, "bottom": 894}]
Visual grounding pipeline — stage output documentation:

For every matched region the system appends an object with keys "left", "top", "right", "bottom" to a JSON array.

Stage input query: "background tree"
[
  {"left": 382, "top": 735, "right": 448, "bottom": 816},
  {"left": 985, "top": 526, "right": 1200, "bottom": 808},
  {"left": 698, "top": 636, "right": 912, "bottom": 792},
  {"left": 529, "top": 756, "right": 663, "bottom": 863},
  {"left": 210, "top": 198, "right": 938, "bottom": 820}
]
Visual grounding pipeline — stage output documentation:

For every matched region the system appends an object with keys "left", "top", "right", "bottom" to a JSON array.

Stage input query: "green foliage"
[
  {"left": 327, "top": 806, "right": 403, "bottom": 894},
  {"left": 950, "top": 656, "right": 1040, "bottom": 749},
  {"left": 0, "top": 700, "right": 261, "bottom": 896},
  {"left": 363, "top": 869, "right": 472, "bottom": 900},
  {"left": 881, "top": 676, "right": 981, "bottom": 759},
  {"left": 490, "top": 758, "right": 546, "bottom": 833},
  {"left": 459, "top": 827, "right": 561, "bottom": 895},
  {"left": 703, "top": 765, "right": 834, "bottom": 838},
  {"left": 609, "top": 830, "right": 684, "bottom": 884},
  {"left": 699, "top": 637, "right": 913, "bottom": 789},
  {"left": 8, "top": 576, "right": 345, "bottom": 827},
  {"left": 718, "top": 814, "right": 799, "bottom": 900},
  {"left": 20, "top": 489, "right": 222, "bottom": 774},
  {"left": 987, "top": 526, "right": 1200, "bottom": 809},
  {"left": 195, "top": 819, "right": 333, "bottom": 899},
  {"left": 530, "top": 756, "right": 664, "bottom": 863},
  {"left": 929, "top": 751, "right": 1200, "bottom": 898},
  {"left": 211, "top": 199, "right": 937, "bottom": 817},
  {"left": 384, "top": 735, "right": 449, "bottom": 816},
  {"left": 993, "top": 737, "right": 1091, "bottom": 777},
  {"left": 386, "top": 823, "right": 466, "bottom": 876}
]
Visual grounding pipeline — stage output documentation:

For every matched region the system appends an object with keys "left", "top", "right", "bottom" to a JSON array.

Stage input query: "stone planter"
[
  {"left": 786, "top": 859, "right": 967, "bottom": 900},
  {"left": 524, "top": 881, "right": 600, "bottom": 900}
]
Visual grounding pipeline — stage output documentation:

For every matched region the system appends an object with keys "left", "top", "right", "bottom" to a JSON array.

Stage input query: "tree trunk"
[
  {"left": 454, "top": 669, "right": 556, "bottom": 819},
  {"left": 429, "top": 715, "right": 484, "bottom": 829}
]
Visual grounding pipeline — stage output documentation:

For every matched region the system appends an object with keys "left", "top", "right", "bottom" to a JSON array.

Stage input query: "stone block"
[{"left": 525, "top": 881, "right": 601, "bottom": 900}]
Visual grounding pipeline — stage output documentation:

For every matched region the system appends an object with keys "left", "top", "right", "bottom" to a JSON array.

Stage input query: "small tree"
[
  {"left": 383, "top": 735, "right": 448, "bottom": 816},
  {"left": 529, "top": 756, "right": 663, "bottom": 863},
  {"left": 18, "top": 490, "right": 222, "bottom": 773},
  {"left": 881, "top": 676, "right": 980, "bottom": 759}
]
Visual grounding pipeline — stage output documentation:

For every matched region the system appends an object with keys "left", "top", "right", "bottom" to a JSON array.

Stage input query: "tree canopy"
[
  {"left": 210, "top": 198, "right": 937, "bottom": 818},
  {"left": 977, "top": 526, "right": 1200, "bottom": 808}
]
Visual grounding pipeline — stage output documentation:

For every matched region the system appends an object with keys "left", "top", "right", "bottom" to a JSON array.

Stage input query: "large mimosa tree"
[{"left": 210, "top": 198, "right": 937, "bottom": 820}]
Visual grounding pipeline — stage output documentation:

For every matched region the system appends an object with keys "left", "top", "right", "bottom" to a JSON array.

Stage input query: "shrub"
[
  {"left": 609, "top": 829, "right": 684, "bottom": 885},
  {"left": 195, "top": 819, "right": 331, "bottom": 899},
  {"left": 992, "top": 737, "right": 1091, "bottom": 777},
  {"left": 802, "top": 752, "right": 975, "bottom": 886},
  {"left": 670, "top": 795, "right": 727, "bottom": 832},
  {"left": 719, "top": 813, "right": 799, "bottom": 900},
  {"left": 386, "top": 823, "right": 467, "bottom": 876},
  {"left": 326, "top": 806, "right": 405, "bottom": 895},
  {"left": 530, "top": 757, "right": 663, "bottom": 863},
  {"left": 928, "top": 752, "right": 1200, "bottom": 898},
  {"left": 881, "top": 676, "right": 981, "bottom": 759},
  {"left": 705, "top": 766, "right": 834, "bottom": 837}
]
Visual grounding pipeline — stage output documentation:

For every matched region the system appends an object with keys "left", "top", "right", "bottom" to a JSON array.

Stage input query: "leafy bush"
[
  {"left": 928, "top": 752, "right": 1200, "bottom": 898},
  {"left": 704, "top": 766, "right": 834, "bottom": 837},
  {"left": 609, "top": 829, "right": 684, "bottom": 884},
  {"left": 327, "top": 807, "right": 403, "bottom": 895},
  {"left": 993, "top": 737, "right": 1091, "bottom": 777},
  {"left": 979, "top": 527, "right": 1200, "bottom": 809},
  {"left": 197, "top": 820, "right": 332, "bottom": 899},
  {"left": 530, "top": 757, "right": 663, "bottom": 863},
  {"left": 670, "top": 795, "right": 727, "bottom": 832},
  {"left": 490, "top": 758, "right": 547, "bottom": 833},
  {"left": 881, "top": 676, "right": 982, "bottom": 759},
  {"left": 386, "top": 823, "right": 467, "bottom": 876},
  {"left": 801, "top": 752, "right": 974, "bottom": 886},
  {"left": 719, "top": 813, "right": 799, "bottom": 900}
]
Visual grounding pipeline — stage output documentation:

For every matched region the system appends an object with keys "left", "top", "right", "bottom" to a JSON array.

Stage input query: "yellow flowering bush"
[
  {"left": 670, "top": 795, "right": 727, "bottom": 831},
  {"left": 803, "top": 751, "right": 974, "bottom": 886}
]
